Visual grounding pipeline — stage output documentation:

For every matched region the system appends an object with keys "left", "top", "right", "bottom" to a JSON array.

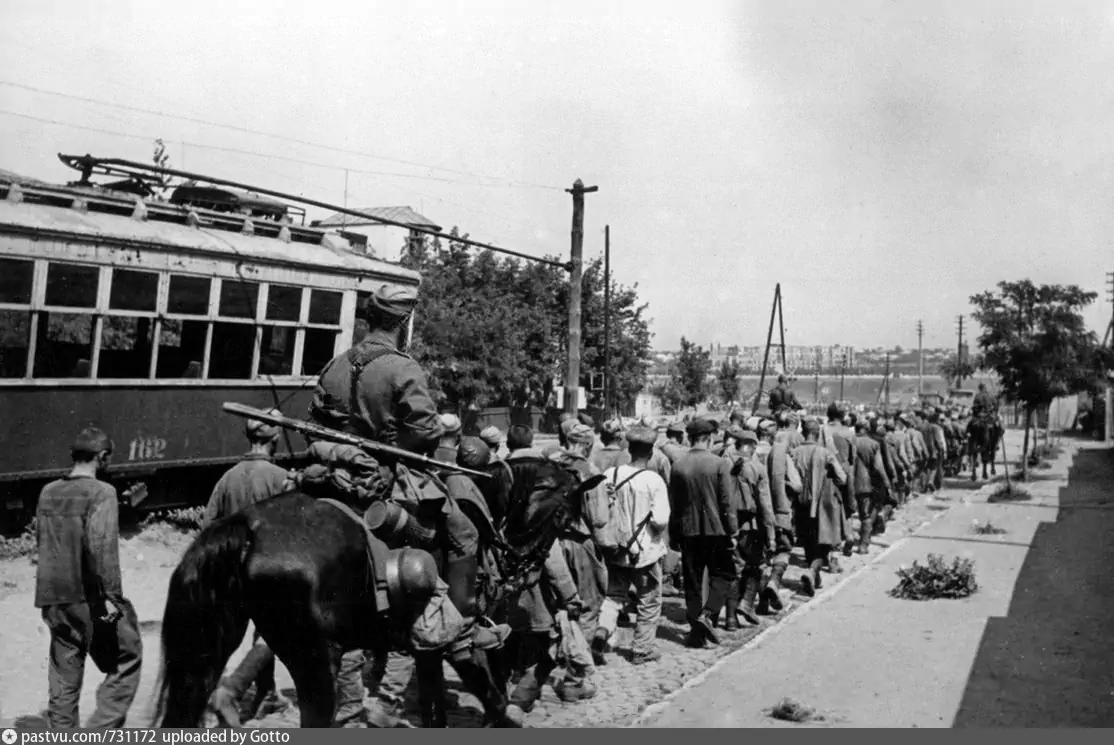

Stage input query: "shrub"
[
  {"left": 0, "top": 517, "right": 37, "bottom": 561},
  {"left": 140, "top": 506, "right": 204, "bottom": 533},
  {"left": 987, "top": 482, "right": 1031, "bottom": 503},
  {"left": 768, "top": 698, "right": 824, "bottom": 723},
  {"left": 972, "top": 520, "right": 1007, "bottom": 536},
  {"left": 889, "top": 553, "right": 978, "bottom": 601}
]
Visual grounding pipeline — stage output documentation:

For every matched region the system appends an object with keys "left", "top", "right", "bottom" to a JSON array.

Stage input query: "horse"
[
  {"left": 152, "top": 461, "right": 602, "bottom": 729},
  {"left": 966, "top": 416, "right": 1002, "bottom": 482}
]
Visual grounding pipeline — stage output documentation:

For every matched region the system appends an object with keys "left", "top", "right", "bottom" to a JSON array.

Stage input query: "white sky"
[{"left": 1, "top": 0, "right": 1111, "bottom": 351}]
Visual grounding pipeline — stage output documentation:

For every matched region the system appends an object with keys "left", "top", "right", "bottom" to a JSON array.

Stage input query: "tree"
[
  {"left": 718, "top": 359, "right": 741, "bottom": 404},
  {"left": 665, "top": 337, "right": 712, "bottom": 410},
  {"left": 150, "top": 139, "right": 178, "bottom": 199},
  {"left": 938, "top": 356, "right": 976, "bottom": 388},
  {"left": 970, "top": 280, "right": 1112, "bottom": 480}
]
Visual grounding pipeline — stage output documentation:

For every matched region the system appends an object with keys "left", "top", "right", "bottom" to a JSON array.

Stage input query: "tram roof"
[{"left": 0, "top": 176, "right": 421, "bottom": 283}]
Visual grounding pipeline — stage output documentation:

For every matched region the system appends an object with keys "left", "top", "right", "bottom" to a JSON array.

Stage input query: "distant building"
[
  {"left": 312, "top": 206, "right": 441, "bottom": 262},
  {"left": 635, "top": 391, "right": 661, "bottom": 419}
]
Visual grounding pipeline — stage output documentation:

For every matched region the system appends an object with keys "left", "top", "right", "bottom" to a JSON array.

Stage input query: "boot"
[
  {"left": 760, "top": 564, "right": 786, "bottom": 613},
  {"left": 827, "top": 554, "right": 843, "bottom": 575},
  {"left": 693, "top": 610, "right": 720, "bottom": 646},
  {"left": 737, "top": 574, "right": 761, "bottom": 626},
  {"left": 448, "top": 650, "right": 519, "bottom": 727},
  {"left": 556, "top": 676, "right": 598, "bottom": 703},
  {"left": 723, "top": 588, "right": 740, "bottom": 632},
  {"left": 590, "top": 628, "right": 609, "bottom": 666},
  {"left": 800, "top": 560, "right": 823, "bottom": 598}
]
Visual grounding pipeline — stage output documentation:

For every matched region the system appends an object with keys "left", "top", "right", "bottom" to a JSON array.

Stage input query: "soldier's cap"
[
  {"left": 744, "top": 416, "right": 762, "bottom": 431},
  {"left": 457, "top": 436, "right": 491, "bottom": 469},
  {"left": 478, "top": 426, "right": 502, "bottom": 447},
  {"left": 724, "top": 424, "right": 747, "bottom": 441},
  {"left": 687, "top": 418, "right": 715, "bottom": 437},
  {"left": 738, "top": 430, "right": 759, "bottom": 445},
  {"left": 439, "top": 413, "right": 462, "bottom": 435},
  {"left": 602, "top": 418, "right": 626, "bottom": 436},
  {"left": 367, "top": 284, "right": 418, "bottom": 319},
  {"left": 245, "top": 409, "right": 283, "bottom": 440},
  {"left": 666, "top": 420, "right": 686, "bottom": 434},
  {"left": 565, "top": 422, "right": 595, "bottom": 445},
  {"left": 626, "top": 426, "right": 657, "bottom": 446},
  {"left": 72, "top": 427, "right": 113, "bottom": 457}
]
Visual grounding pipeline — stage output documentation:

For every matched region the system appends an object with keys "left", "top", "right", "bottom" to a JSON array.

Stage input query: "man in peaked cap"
[
  {"left": 202, "top": 410, "right": 305, "bottom": 723},
  {"left": 591, "top": 418, "right": 631, "bottom": 473},
  {"left": 479, "top": 426, "right": 503, "bottom": 458},
  {"left": 308, "top": 283, "right": 442, "bottom": 455}
]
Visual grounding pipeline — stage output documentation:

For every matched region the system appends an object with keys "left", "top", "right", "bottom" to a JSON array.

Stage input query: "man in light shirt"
[{"left": 591, "top": 426, "right": 671, "bottom": 665}]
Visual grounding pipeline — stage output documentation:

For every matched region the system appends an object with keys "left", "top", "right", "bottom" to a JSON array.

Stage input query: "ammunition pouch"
[
  {"left": 366, "top": 500, "right": 439, "bottom": 550},
  {"left": 384, "top": 547, "right": 440, "bottom": 615}
]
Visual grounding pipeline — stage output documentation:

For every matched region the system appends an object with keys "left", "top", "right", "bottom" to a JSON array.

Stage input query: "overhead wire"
[{"left": 0, "top": 78, "right": 565, "bottom": 192}]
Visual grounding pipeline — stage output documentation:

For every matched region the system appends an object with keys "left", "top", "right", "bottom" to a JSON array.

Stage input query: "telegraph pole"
[
  {"left": 564, "top": 179, "right": 598, "bottom": 415},
  {"left": 1103, "top": 271, "right": 1113, "bottom": 348},
  {"left": 839, "top": 351, "right": 847, "bottom": 402},
  {"left": 603, "top": 225, "right": 611, "bottom": 416},
  {"left": 814, "top": 348, "right": 821, "bottom": 403},
  {"left": 916, "top": 320, "right": 924, "bottom": 397},
  {"left": 956, "top": 314, "right": 965, "bottom": 389}
]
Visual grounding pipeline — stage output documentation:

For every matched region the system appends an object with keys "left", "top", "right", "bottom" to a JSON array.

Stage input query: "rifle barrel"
[{"left": 221, "top": 402, "right": 490, "bottom": 479}]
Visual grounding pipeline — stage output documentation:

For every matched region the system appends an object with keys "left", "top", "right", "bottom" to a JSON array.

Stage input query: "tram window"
[
  {"left": 44, "top": 263, "right": 99, "bottom": 308},
  {"left": 209, "top": 322, "right": 254, "bottom": 379},
  {"left": 167, "top": 275, "right": 211, "bottom": 315},
  {"left": 34, "top": 312, "right": 95, "bottom": 378},
  {"left": 98, "top": 316, "right": 154, "bottom": 379},
  {"left": 0, "top": 258, "right": 33, "bottom": 304},
  {"left": 265, "top": 284, "right": 301, "bottom": 322},
  {"left": 219, "top": 280, "right": 259, "bottom": 319},
  {"left": 352, "top": 318, "right": 370, "bottom": 346},
  {"left": 109, "top": 269, "right": 158, "bottom": 312},
  {"left": 156, "top": 319, "right": 207, "bottom": 379},
  {"left": 0, "top": 309, "right": 30, "bottom": 377},
  {"left": 308, "top": 289, "right": 342, "bottom": 325},
  {"left": 301, "top": 329, "right": 337, "bottom": 375},
  {"left": 258, "top": 326, "right": 295, "bottom": 375}
]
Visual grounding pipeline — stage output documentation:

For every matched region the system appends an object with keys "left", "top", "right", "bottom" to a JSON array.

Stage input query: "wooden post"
[
  {"left": 916, "top": 320, "right": 924, "bottom": 397},
  {"left": 604, "top": 225, "right": 611, "bottom": 416},
  {"left": 752, "top": 283, "right": 780, "bottom": 415},
  {"left": 565, "top": 179, "right": 598, "bottom": 415}
]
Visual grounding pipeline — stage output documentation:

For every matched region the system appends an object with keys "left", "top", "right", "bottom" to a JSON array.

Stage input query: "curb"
[{"left": 630, "top": 489, "right": 960, "bottom": 728}]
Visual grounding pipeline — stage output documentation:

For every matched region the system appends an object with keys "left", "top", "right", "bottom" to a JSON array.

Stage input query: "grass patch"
[
  {"left": 0, "top": 518, "right": 37, "bottom": 561},
  {"left": 972, "top": 521, "right": 1007, "bottom": 536},
  {"left": 889, "top": 553, "right": 978, "bottom": 601},
  {"left": 987, "top": 482, "right": 1031, "bottom": 503},
  {"left": 768, "top": 698, "right": 825, "bottom": 724},
  {"left": 137, "top": 507, "right": 203, "bottom": 546}
]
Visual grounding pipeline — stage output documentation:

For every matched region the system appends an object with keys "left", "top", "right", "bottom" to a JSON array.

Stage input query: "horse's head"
[{"left": 500, "top": 458, "right": 604, "bottom": 566}]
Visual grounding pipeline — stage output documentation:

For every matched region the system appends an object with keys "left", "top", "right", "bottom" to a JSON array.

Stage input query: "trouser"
[
  {"left": 728, "top": 531, "right": 765, "bottom": 609},
  {"left": 680, "top": 536, "right": 736, "bottom": 627},
  {"left": 598, "top": 562, "right": 663, "bottom": 656},
  {"left": 930, "top": 455, "right": 944, "bottom": 490},
  {"left": 791, "top": 506, "right": 832, "bottom": 565},
  {"left": 663, "top": 549, "right": 683, "bottom": 588},
  {"left": 770, "top": 525, "right": 794, "bottom": 569},
  {"left": 222, "top": 628, "right": 277, "bottom": 700},
  {"left": 507, "top": 631, "right": 588, "bottom": 712},
  {"left": 855, "top": 493, "right": 879, "bottom": 550},
  {"left": 42, "top": 600, "right": 143, "bottom": 729},
  {"left": 559, "top": 536, "right": 607, "bottom": 641}
]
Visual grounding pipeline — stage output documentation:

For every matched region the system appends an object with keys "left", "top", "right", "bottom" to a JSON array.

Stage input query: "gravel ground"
[{"left": 0, "top": 438, "right": 1009, "bottom": 729}]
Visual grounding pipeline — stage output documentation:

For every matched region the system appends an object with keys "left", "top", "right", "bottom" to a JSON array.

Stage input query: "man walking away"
[
  {"left": 592, "top": 427, "right": 671, "bottom": 665},
  {"left": 853, "top": 420, "right": 891, "bottom": 555},
  {"left": 591, "top": 419, "right": 631, "bottom": 473},
  {"left": 727, "top": 430, "right": 776, "bottom": 627},
  {"left": 790, "top": 419, "right": 849, "bottom": 597},
  {"left": 757, "top": 418, "right": 801, "bottom": 615},
  {"left": 669, "top": 419, "right": 738, "bottom": 647},
  {"left": 35, "top": 428, "right": 142, "bottom": 729}
]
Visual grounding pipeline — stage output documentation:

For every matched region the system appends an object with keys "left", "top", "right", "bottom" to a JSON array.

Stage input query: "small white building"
[
  {"left": 635, "top": 391, "right": 661, "bottom": 419},
  {"left": 312, "top": 206, "right": 441, "bottom": 263}
]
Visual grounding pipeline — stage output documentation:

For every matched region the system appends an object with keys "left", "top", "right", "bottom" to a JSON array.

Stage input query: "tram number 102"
[{"left": 128, "top": 436, "right": 168, "bottom": 462}]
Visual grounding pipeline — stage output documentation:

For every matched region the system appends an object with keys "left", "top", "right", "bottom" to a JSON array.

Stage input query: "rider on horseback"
[{"left": 971, "top": 383, "right": 998, "bottom": 424}]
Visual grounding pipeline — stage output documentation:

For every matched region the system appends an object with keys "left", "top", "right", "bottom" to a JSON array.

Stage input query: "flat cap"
[
  {"left": 478, "top": 426, "right": 502, "bottom": 447},
  {"left": 725, "top": 424, "right": 747, "bottom": 441},
  {"left": 666, "top": 420, "right": 686, "bottom": 434},
  {"left": 439, "top": 413, "right": 462, "bottom": 435},
  {"left": 565, "top": 422, "right": 595, "bottom": 445},
  {"left": 72, "top": 427, "right": 113, "bottom": 457},
  {"left": 368, "top": 284, "right": 418, "bottom": 318},
  {"left": 602, "top": 419, "right": 625, "bottom": 436},
  {"left": 625, "top": 426, "right": 657, "bottom": 446},
  {"left": 738, "top": 430, "right": 759, "bottom": 445},
  {"left": 457, "top": 436, "right": 491, "bottom": 469},
  {"left": 687, "top": 418, "right": 715, "bottom": 437},
  {"left": 246, "top": 408, "right": 283, "bottom": 440}
]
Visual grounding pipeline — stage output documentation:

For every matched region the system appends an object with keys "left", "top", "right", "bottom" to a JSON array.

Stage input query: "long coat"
[{"left": 791, "top": 442, "right": 849, "bottom": 547}]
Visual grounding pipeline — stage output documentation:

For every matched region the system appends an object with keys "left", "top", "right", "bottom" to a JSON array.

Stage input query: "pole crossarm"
[{"left": 57, "top": 154, "right": 573, "bottom": 271}]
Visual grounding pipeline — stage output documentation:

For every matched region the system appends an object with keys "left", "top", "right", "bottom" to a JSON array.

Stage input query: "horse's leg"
[{"left": 281, "top": 643, "right": 337, "bottom": 728}]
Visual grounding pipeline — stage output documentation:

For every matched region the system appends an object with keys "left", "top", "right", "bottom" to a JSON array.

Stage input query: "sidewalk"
[{"left": 636, "top": 440, "right": 1114, "bottom": 728}]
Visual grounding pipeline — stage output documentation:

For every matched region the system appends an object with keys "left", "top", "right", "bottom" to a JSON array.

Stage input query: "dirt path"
[
  {"left": 0, "top": 434, "right": 1030, "bottom": 729},
  {"left": 636, "top": 435, "right": 1110, "bottom": 728}
]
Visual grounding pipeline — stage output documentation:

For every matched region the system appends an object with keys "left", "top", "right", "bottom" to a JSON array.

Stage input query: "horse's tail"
[{"left": 152, "top": 514, "right": 254, "bottom": 727}]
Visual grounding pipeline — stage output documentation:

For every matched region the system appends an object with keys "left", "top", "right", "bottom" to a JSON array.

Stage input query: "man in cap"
[
  {"left": 653, "top": 421, "right": 687, "bottom": 597},
  {"left": 790, "top": 419, "right": 850, "bottom": 597},
  {"left": 591, "top": 418, "right": 631, "bottom": 473},
  {"left": 819, "top": 404, "right": 858, "bottom": 566},
  {"left": 852, "top": 419, "right": 891, "bottom": 555},
  {"left": 768, "top": 374, "right": 804, "bottom": 415},
  {"left": 658, "top": 420, "right": 689, "bottom": 464},
  {"left": 724, "top": 429, "right": 776, "bottom": 627},
  {"left": 309, "top": 283, "right": 442, "bottom": 455},
  {"left": 591, "top": 426, "right": 671, "bottom": 665},
  {"left": 204, "top": 410, "right": 294, "bottom": 722},
  {"left": 756, "top": 416, "right": 799, "bottom": 615},
  {"left": 506, "top": 424, "right": 545, "bottom": 461},
  {"left": 35, "top": 427, "right": 142, "bottom": 729},
  {"left": 668, "top": 418, "right": 739, "bottom": 647},
  {"left": 479, "top": 426, "right": 504, "bottom": 459},
  {"left": 775, "top": 410, "right": 804, "bottom": 449},
  {"left": 901, "top": 412, "right": 927, "bottom": 494}
]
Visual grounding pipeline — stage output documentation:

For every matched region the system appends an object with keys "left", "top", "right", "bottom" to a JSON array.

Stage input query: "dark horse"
[
  {"left": 967, "top": 416, "right": 1003, "bottom": 481},
  {"left": 153, "top": 462, "right": 601, "bottom": 728}
]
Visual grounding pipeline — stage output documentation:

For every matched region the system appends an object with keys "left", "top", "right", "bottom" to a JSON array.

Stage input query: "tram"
[{"left": 0, "top": 157, "right": 420, "bottom": 533}]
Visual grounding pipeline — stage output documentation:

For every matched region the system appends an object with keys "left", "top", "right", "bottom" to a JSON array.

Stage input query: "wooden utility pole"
[
  {"left": 916, "top": 319, "right": 924, "bottom": 397},
  {"left": 752, "top": 283, "right": 784, "bottom": 415},
  {"left": 564, "top": 179, "right": 598, "bottom": 415},
  {"left": 956, "top": 314, "right": 965, "bottom": 389},
  {"left": 603, "top": 225, "right": 611, "bottom": 416},
  {"left": 839, "top": 351, "right": 847, "bottom": 401},
  {"left": 814, "top": 348, "right": 821, "bottom": 403}
]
